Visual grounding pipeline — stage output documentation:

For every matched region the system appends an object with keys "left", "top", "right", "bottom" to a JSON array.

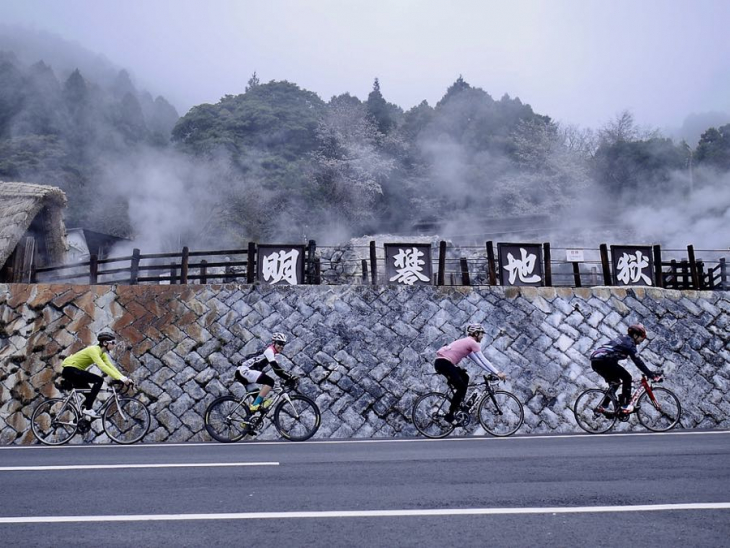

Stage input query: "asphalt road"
[{"left": 1, "top": 431, "right": 729, "bottom": 547}]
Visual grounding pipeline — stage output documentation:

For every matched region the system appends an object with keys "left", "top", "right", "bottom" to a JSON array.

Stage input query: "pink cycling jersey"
[{"left": 437, "top": 337, "right": 481, "bottom": 365}]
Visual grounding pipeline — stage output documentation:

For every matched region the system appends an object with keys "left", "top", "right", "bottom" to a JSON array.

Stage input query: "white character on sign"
[
  {"left": 503, "top": 248, "right": 541, "bottom": 284},
  {"left": 616, "top": 251, "right": 652, "bottom": 285},
  {"left": 262, "top": 249, "right": 300, "bottom": 285},
  {"left": 389, "top": 247, "right": 430, "bottom": 285}
]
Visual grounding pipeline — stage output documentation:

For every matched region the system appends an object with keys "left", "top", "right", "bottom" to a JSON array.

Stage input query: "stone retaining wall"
[{"left": 1, "top": 283, "right": 729, "bottom": 444}]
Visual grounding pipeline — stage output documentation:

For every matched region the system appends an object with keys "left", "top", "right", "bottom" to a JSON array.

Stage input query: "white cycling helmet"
[{"left": 271, "top": 332, "right": 288, "bottom": 345}]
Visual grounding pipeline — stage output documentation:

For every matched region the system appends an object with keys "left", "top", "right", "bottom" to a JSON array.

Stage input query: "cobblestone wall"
[{"left": 1, "top": 283, "right": 729, "bottom": 444}]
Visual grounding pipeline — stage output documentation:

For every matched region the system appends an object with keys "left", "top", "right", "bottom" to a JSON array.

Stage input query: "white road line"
[
  {"left": 1, "top": 502, "right": 729, "bottom": 523},
  {"left": 1, "top": 429, "right": 729, "bottom": 450},
  {"left": 0, "top": 462, "right": 279, "bottom": 472}
]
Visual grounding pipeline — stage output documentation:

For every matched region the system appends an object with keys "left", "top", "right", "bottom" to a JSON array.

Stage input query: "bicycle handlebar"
[
  {"left": 109, "top": 379, "right": 135, "bottom": 394},
  {"left": 643, "top": 369, "right": 664, "bottom": 383}
]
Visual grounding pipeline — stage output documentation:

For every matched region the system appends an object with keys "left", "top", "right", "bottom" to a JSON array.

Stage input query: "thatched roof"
[{"left": 0, "top": 181, "right": 68, "bottom": 269}]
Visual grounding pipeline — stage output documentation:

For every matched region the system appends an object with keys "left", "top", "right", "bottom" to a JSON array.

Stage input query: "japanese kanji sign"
[
  {"left": 611, "top": 245, "right": 654, "bottom": 286},
  {"left": 498, "top": 243, "right": 544, "bottom": 287},
  {"left": 385, "top": 244, "right": 433, "bottom": 286},
  {"left": 257, "top": 245, "right": 306, "bottom": 285}
]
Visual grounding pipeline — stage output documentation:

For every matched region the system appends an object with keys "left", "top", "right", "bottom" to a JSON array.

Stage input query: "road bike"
[
  {"left": 31, "top": 378, "right": 151, "bottom": 445},
  {"left": 412, "top": 374, "right": 525, "bottom": 439},
  {"left": 573, "top": 371, "right": 681, "bottom": 434},
  {"left": 204, "top": 380, "right": 321, "bottom": 442}
]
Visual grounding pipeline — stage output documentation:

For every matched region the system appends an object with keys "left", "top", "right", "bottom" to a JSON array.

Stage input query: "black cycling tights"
[
  {"left": 591, "top": 358, "right": 632, "bottom": 406},
  {"left": 434, "top": 358, "right": 469, "bottom": 415},
  {"left": 61, "top": 367, "right": 103, "bottom": 409}
]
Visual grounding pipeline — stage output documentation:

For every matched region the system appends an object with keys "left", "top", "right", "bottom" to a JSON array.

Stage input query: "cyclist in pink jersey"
[{"left": 435, "top": 323, "right": 506, "bottom": 423}]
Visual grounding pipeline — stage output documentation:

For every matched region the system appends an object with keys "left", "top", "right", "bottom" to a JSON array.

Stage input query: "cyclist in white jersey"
[{"left": 236, "top": 332, "right": 298, "bottom": 411}]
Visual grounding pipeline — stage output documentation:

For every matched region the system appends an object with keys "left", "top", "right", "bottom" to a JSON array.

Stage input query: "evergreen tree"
[
  {"left": 366, "top": 78, "right": 398, "bottom": 135},
  {"left": 695, "top": 124, "right": 730, "bottom": 171}
]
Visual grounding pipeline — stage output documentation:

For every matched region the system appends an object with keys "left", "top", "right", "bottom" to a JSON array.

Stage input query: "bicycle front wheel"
[
  {"left": 477, "top": 390, "right": 524, "bottom": 437},
  {"left": 31, "top": 398, "right": 79, "bottom": 446},
  {"left": 636, "top": 387, "right": 681, "bottom": 432},
  {"left": 573, "top": 389, "right": 617, "bottom": 434},
  {"left": 204, "top": 395, "right": 251, "bottom": 443},
  {"left": 103, "top": 397, "right": 151, "bottom": 444},
  {"left": 411, "top": 392, "right": 455, "bottom": 439},
  {"left": 274, "top": 395, "right": 321, "bottom": 441}
]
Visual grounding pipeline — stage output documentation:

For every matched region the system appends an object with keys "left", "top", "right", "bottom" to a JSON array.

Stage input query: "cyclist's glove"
[{"left": 284, "top": 375, "right": 300, "bottom": 389}]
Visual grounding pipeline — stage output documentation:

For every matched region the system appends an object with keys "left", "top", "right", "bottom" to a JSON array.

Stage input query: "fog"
[{"left": 3, "top": 0, "right": 729, "bottom": 131}]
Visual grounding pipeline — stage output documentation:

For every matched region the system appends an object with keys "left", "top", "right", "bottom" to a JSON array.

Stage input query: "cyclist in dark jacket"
[{"left": 590, "top": 323, "right": 660, "bottom": 413}]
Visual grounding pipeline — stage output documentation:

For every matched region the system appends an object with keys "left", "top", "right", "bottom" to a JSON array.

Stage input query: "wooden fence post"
[
  {"left": 361, "top": 259, "right": 368, "bottom": 284},
  {"left": 306, "top": 240, "right": 317, "bottom": 284},
  {"left": 720, "top": 258, "right": 727, "bottom": 290},
  {"left": 200, "top": 259, "right": 208, "bottom": 285},
  {"left": 314, "top": 257, "right": 321, "bottom": 285},
  {"left": 247, "top": 242, "right": 256, "bottom": 283},
  {"left": 653, "top": 244, "right": 663, "bottom": 288},
  {"left": 572, "top": 263, "right": 582, "bottom": 287},
  {"left": 600, "top": 244, "right": 612, "bottom": 286},
  {"left": 369, "top": 241, "right": 378, "bottom": 285},
  {"left": 130, "top": 248, "right": 140, "bottom": 285},
  {"left": 543, "top": 242, "right": 552, "bottom": 287},
  {"left": 697, "top": 261, "right": 706, "bottom": 290},
  {"left": 437, "top": 241, "right": 446, "bottom": 286},
  {"left": 89, "top": 254, "right": 98, "bottom": 285},
  {"left": 486, "top": 241, "right": 497, "bottom": 285},
  {"left": 460, "top": 258, "right": 470, "bottom": 286},
  {"left": 181, "top": 246, "right": 189, "bottom": 285},
  {"left": 687, "top": 245, "right": 699, "bottom": 289}
]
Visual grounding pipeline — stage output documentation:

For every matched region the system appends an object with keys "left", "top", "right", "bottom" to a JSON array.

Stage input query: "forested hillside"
[{"left": 2, "top": 46, "right": 729, "bottom": 251}]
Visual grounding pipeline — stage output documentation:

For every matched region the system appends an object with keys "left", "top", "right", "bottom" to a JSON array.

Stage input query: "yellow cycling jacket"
[{"left": 62, "top": 345, "right": 124, "bottom": 380}]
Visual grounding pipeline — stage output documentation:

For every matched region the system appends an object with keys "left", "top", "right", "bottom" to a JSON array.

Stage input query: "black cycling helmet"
[
  {"left": 97, "top": 332, "right": 116, "bottom": 344},
  {"left": 628, "top": 323, "right": 647, "bottom": 338},
  {"left": 466, "top": 323, "right": 486, "bottom": 336}
]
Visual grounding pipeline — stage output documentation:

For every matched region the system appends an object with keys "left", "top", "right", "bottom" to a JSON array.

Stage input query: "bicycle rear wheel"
[
  {"left": 477, "top": 390, "right": 524, "bottom": 437},
  {"left": 204, "top": 395, "right": 251, "bottom": 443},
  {"left": 103, "top": 397, "right": 151, "bottom": 444},
  {"left": 274, "top": 395, "right": 321, "bottom": 441},
  {"left": 411, "top": 392, "right": 455, "bottom": 439},
  {"left": 573, "top": 389, "right": 617, "bottom": 434},
  {"left": 636, "top": 387, "right": 681, "bottom": 432},
  {"left": 31, "top": 398, "right": 79, "bottom": 446}
]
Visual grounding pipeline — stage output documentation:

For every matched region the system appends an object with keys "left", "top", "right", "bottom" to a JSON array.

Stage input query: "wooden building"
[{"left": 0, "top": 182, "right": 68, "bottom": 283}]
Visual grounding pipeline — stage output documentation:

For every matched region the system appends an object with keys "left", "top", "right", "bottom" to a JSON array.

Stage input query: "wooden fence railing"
[
  {"left": 25, "top": 240, "right": 729, "bottom": 291},
  {"left": 33, "top": 246, "right": 253, "bottom": 286}
]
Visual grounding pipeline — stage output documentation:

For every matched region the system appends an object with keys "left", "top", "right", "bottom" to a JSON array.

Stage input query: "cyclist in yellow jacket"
[{"left": 61, "top": 332, "right": 131, "bottom": 419}]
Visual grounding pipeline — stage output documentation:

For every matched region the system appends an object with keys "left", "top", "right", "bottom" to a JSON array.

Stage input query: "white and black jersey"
[{"left": 236, "top": 344, "right": 294, "bottom": 384}]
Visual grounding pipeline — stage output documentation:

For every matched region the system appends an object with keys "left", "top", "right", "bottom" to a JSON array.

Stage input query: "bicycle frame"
[
  {"left": 448, "top": 375, "right": 503, "bottom": 417},
  {"left": 602, "top": 376, "right": 657, "bottom": 412},
  {"left": 58, "top": 383, "right": 126, "bottom": 423},
  {"left": 228, "top": 383, "right": 298, "bottom": 425}
]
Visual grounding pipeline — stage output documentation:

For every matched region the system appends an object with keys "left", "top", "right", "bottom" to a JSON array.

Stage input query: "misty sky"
[{"left": 3, "top": 0, "right": 729, "bottom": 132}]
